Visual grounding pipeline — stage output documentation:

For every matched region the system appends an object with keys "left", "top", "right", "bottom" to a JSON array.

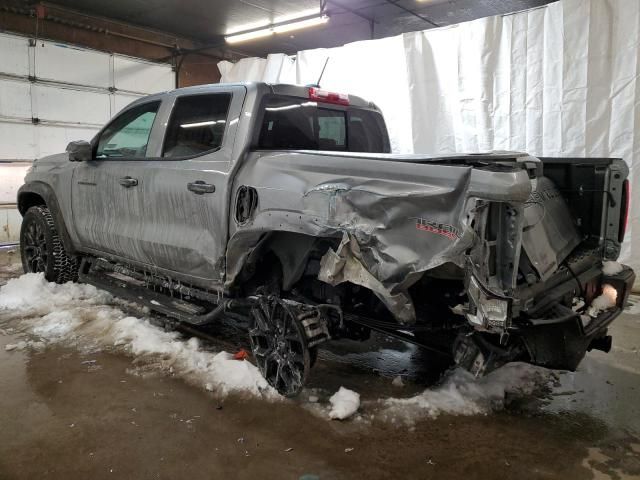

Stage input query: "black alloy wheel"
[{"left": 248, "top": 296, "right": 311, "bottom": 397}]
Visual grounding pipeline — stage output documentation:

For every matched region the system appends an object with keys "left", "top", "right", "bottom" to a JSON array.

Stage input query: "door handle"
[
  {"left": 187, "top": 181, "right": 216, "bottom": 194},
  {"left": 119, "top": 176, "right": 138, "bottom": 188}
]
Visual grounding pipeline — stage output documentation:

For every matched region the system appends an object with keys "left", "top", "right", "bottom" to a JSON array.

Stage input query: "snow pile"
[
  {"left": 0, "top": 273, "right": 276, "bottom": 398},
  {"left": 107, "top": 317, "right": 273, "bottom": 396},
  {"left": 0, "top": 273, "right": 110, "bottom": 312},
  {"left": 329, "top": 387, "right": 361, "bottom": 420},
  {"left": 381, "top": 363, "right": 554, "bottom": 423},
  {"left": 587, "top": 284, "right": 618, "bottom": 317},
  {"left": 602, "top": 261, "right": 624, "bottom": 276}
]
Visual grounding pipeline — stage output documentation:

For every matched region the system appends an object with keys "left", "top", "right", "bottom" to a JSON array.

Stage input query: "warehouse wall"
[
  {"left": 0, "top": 4, "right": 222, "bottom": 87},
  {"left": 0, "top": 33, "right": 175, "bottom": 159},
  {"left": 0, "top": 31, "right": 176, "bottom": 243},
  {"left": 0, "top": 3, "right": 226, "bottom": 244}
]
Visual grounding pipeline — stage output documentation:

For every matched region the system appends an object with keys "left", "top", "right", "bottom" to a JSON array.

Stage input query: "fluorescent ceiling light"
[
  {"left": 225, "top": 10, "right": 329, "bottom": 44},
  {"left": 226, "top": 20, "right": 271, "bottom": 35},
  {"left": 273, "top": 16, "right": 328, "bottom": 34},
  {"left": 274, "top": 7, "right": 321, "bottom": 23},
  {"left": 225, "top": 28, "right": 274, "bottom": 44}
]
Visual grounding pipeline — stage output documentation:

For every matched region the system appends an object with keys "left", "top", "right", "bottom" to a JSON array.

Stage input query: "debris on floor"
[
  {"left": 5, "top": 341, "right": 26, "bottom": 351},
  {"left": 233, "top": 348, "right": 250, "bottom": 360},
  {"left": 329, "top": 387, "right": 361, "bottom": 420}
]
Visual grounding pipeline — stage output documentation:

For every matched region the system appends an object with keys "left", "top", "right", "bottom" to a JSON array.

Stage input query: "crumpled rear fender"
[{"left": 226, "top": 151, "right": 533, "bottom": 323}]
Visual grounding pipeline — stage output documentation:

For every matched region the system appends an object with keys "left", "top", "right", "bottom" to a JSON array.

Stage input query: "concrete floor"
[{"left": 1, "top": 247, "right": 639, "bottom": 480}]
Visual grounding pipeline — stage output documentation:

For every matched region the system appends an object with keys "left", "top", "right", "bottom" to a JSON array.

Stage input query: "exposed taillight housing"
[
  {"left": 619, "top": 179, "right": 630, "bottom": 242},
  {"left": 308, "top": 87, "right": 349, "bottom": 106}
]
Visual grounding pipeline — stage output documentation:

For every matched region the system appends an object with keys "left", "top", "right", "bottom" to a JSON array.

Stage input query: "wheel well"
[
  {"left": 239, "top": 251, "right": 284, "bottom": 296},
  {"left": 18, "top": 192, "right": 46, "bottom": 216},
  {"left": 234, "top": 231, "right": 336, "bottom": 294},
  {"left": 17, "top": 186, "right": 77, "bottom": 254}
]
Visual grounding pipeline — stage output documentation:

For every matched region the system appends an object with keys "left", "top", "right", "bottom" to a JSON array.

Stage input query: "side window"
[
  {"left": 96, "top": 102, "right": 159, "bottom": 159},
  {"left": 163, "top": 93, "right": 232, "bottom": 158}
]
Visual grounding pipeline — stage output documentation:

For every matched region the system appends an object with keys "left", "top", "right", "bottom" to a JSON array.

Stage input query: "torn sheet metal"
[
  {"left": 318, "top": 232, "right": 416, "bottom": 323},
  {"left": 227, "top": 151, "right": 534, "bottom": 324}
]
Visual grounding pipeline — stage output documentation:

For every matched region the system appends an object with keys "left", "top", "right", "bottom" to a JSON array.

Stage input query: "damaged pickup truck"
[{"left": 18, "top": 82, "right": 635, "bottom": 396}]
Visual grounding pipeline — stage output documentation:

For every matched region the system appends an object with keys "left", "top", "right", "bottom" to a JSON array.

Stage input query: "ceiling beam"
[
  {"left": 325, "top": 0, "right": 379, "bottom": 24},
  {"left": 383, "top": 0, "right": 439, "bottom": 27}
]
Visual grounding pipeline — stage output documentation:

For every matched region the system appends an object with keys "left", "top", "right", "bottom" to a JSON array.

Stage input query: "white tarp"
[{"left": 218, "top": 0, "right": 640, "bottom": 282}]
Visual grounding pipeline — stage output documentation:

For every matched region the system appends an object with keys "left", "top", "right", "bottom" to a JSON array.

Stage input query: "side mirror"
[{"left": 66, "top": 140, "right": 92, "bottom": 162}]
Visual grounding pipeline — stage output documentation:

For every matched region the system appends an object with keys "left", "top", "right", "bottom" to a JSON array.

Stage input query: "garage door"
[{"left": 0, "top": 32, "right": 175, "bottom": 245}]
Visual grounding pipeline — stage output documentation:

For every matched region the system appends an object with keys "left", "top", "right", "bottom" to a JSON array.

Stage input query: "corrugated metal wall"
[{"left": 0, "top": 31, "right": 175, "bottom": 244}]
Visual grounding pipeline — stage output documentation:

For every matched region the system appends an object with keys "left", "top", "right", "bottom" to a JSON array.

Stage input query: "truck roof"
[{"left": 128, "top": 82, "right": 377, "bottom": 110}]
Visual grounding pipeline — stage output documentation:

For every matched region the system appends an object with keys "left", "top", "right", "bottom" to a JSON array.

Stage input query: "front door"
[{"left": 71, "top": 100, "right": 161, "bottom": 262}]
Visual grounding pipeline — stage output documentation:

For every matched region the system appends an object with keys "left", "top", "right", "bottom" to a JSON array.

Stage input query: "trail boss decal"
[{"left": 412, "top": 217, "right": 461, "bottom": 240}]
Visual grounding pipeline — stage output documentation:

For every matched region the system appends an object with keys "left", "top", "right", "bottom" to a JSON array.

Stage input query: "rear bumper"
[{"left": 518, "top": 264, "right": 635, "bottom": 370}]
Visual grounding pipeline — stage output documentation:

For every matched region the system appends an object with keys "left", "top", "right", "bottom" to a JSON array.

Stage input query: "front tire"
[{"left": 20, "top": 205, "right": 79, "bottom": 283}]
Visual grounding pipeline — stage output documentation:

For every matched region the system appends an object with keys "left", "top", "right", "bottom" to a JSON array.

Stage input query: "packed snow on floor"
[
  {"left": 379, "top": 363, "right": 556, "bottom": 424},
  {"left": 1, "top": 273, "right": 559, "bottom": 421},
  {"left": 329, "top": 387, "right": 361, "bottom": 420},
  {"left": 0, "top": 273, "right": 276, "bottom": 398}
]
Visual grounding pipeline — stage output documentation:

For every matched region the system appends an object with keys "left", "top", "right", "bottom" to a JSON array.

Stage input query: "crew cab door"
[
  {"left": 71, "top": 99, "right": 162, "bottom": 261},
  {"left": 132, "top": 86, "right": 245, "bottom": 284}
]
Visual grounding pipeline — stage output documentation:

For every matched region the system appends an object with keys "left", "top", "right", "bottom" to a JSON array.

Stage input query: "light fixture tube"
[
  {"left": 225, "top": 28, "right": 274, "bottom": 44},
  {"left": 225, "top": 14, "right": 329, "bottom": 43},
  {"left": 272, "top": 15, "right": 328, "bottom": 34}
]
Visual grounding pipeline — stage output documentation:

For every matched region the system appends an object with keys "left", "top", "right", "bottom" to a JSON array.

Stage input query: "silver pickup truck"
[{"left": 18, "top": 82, "right": 635, "bottom": 396}]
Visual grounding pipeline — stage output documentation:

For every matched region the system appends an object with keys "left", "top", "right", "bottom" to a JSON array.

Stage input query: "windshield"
[{"left": 257, "top": 95, "right": 390, "bottom": 153}]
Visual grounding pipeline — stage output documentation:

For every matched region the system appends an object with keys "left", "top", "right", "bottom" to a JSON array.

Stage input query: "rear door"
[{"left": 134, "top": 86, "right": 246, "bottom": 285}]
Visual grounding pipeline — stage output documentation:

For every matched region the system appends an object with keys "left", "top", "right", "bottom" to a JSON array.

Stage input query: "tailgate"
[{"left": 521, "top": 176, "right": 582, "bottom": 281}]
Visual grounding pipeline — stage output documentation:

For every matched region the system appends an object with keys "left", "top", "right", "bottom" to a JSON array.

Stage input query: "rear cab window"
[{"left": 257, "top": 95, "right": 390, "bottom": 153}]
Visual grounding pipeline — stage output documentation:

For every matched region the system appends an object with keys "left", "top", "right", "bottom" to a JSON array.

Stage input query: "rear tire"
[
  {"left": 248, "top": 296, "right": 311, "bottom": 397},
  {"left": 20, "top": 205, "right": 80, "bottom": 283}
]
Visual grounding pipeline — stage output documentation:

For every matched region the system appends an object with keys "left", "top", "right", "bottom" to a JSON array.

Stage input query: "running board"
[{"left": 78, "top": 259, "right": 231, "bottom": 326}]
